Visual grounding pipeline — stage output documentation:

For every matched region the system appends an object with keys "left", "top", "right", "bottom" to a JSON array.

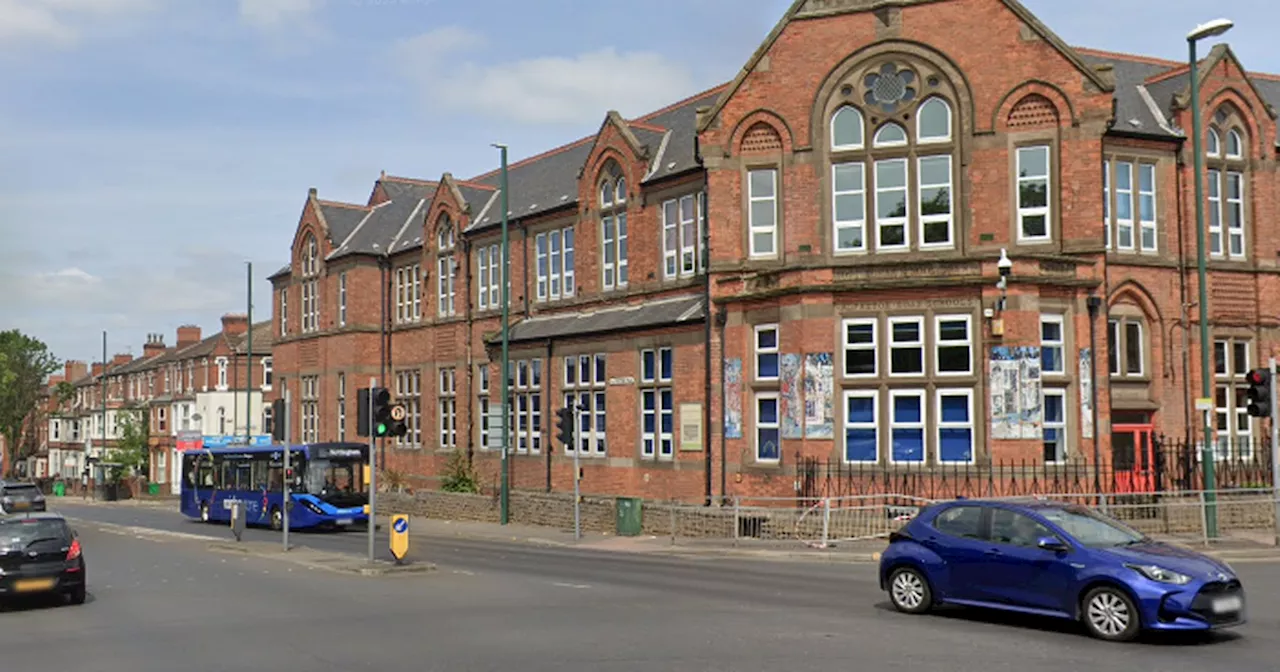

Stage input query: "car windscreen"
[
  {"left": 0, "top": 519, "right": 67, "bottom": 549},
  {"left": 1038, "top": 506, "right": 1145, "bottom": 547},
  {"left": 2, "top": 485, "right": 40, "bottom": 498}
]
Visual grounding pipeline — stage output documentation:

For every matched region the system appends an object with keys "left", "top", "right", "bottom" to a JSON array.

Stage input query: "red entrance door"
[{"left": 1111, "top": 424, "right": 1156, "bottom": 493}]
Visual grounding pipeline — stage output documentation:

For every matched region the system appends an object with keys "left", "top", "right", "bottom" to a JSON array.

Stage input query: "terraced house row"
[
  {"left": 28, "top": 317, "right": 272, "bottom": 494},
  {"left": 264, "top": 0, "right": 1277, "bottom": 502}
]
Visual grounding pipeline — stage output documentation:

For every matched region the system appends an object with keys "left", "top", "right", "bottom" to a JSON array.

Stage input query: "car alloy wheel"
[
  {"left": 270, "top": 507, "right": 283, "bottom": 531},
  {"left": 889, "top": 568, "right": 932, "bottom": 614},
  {"left": 1083, "top": 587, "right": 1140, "bottom": 642}
]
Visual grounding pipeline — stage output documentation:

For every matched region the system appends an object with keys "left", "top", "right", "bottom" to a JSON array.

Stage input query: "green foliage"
[
  {"left": 0, "top": 330, "right": 60, "bottom": 472},
  {"left": 54, "top": 381, "right": 74, "bottom": 406},
  {"left": 108, "top": 406, "right": 149, "bottom": 482},
  {"left": 439, "top": 451, "right": 480, "bottom": 494}
]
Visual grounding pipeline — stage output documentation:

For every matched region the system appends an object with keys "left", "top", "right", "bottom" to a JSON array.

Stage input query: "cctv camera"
[{"left": 997, "top": 248, "right": 1013, "bottom": 278}]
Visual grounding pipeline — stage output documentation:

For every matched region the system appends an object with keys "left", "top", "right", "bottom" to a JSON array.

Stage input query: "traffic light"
[
  {"left": 356, "top": 387, "right": 392, "bottom": 437},
  {"left": 1246, "top": 368, "right": 1272, "bottom": 417},
  {"left": 270, "top": 398, "right": 286, "bottom": 441},
  {"left": 555, "top": 406, "right": 575, "bottom": 448}
]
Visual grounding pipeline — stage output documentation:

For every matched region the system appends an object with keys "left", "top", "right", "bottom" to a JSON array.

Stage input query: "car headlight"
[{"left": 1125, "top": 563, "right": 1191, "bottom": 585}]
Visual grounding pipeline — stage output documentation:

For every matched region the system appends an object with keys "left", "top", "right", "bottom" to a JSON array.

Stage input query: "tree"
[
  {"left": 0, "top": 331, "right": 59, "bottom": 475},
  {"left": 109, "top": 406, "right": 150, "bottom": 481}
]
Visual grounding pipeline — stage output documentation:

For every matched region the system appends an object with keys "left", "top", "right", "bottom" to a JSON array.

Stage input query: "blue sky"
[{"left": 2, "top": 0, "right": 1276, "bottom": 366}]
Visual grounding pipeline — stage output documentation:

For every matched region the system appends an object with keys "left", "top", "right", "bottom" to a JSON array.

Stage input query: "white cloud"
[
  {"left": 0, "top": 0, "right": 155, "bottom": 48},
  {"left": 393, "top": 27, "right": 697, "bottom": 125},
  {"left": 238, "top": 0, "right": 319, "bottom": 30}
]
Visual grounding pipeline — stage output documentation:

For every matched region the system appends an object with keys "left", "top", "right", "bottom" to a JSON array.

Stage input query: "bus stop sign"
[{"left": 389, "top": 514, "right": 409, "bottom": 563}]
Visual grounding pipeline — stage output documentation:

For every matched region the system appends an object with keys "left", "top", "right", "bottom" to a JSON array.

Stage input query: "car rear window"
[
  {"left": 2, "top": 485, "right": 39, "bottom": 497},
  {"left": 0, "top": 519, "right": 67, "bottom": 545}
]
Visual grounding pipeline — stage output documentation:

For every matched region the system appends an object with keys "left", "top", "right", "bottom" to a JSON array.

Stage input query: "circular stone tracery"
[{"left": 864, "top": 62, "right": 917, "bottom": 112}]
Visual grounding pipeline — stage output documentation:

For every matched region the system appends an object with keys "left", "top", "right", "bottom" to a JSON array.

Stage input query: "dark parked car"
[
  {"left": 0, "top": 513, "right": 86, "bottom": 605},
  {"left": 879, "top": 498, "right": 1245, "bottom": 642},
  {"left": 0, "top": 481, "right": 46, "bottom": 514}
]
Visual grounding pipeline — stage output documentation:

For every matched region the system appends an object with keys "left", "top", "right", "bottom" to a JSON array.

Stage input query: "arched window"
[
  {"left": 301, "top": 234, "right": 318, "bottom": 277},
  {"left": 828, "top": 82, "right": 956, "bottom": 254},
  {"left": 1206, "top": 128, "right": 1221, "bottom": 157},
  {"left": 598, "top": 163, "right": 628, "bottom": 290},
  {"left": 1206, "top": 106, "right": 1248, "bottom": 261},
  {"left": 1225, "top": 128, "right": 1243, "bottom": 160},
  {"left": 299, "top": 233, "right": 319, "bottom": 333},
  {"left": 436, "top": 215, "right": 457, "bottom": 317}
]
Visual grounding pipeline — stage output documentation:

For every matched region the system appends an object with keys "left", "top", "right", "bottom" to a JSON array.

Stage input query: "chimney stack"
[
  {"left": 176, "top": 325, "right": 202, "bottom": 349},
  {"left": 64, "top": 360, "right": 88, "bottom": 382},
  {"left": 142, "top": 333, "right": 166, "bottom": 358},
  {"left": 112, "top": 353, "right": 132, "bottom": 367},
  {"left": 220, "top": 313, "right": 249, "bottom": 337},
  {"left": 90, "top": 363, "right": 103, "bottom": 378}
]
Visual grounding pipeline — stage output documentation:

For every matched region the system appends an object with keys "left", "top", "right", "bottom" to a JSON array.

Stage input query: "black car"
[
  {"left": 0, "top": 481, "right": 46, "bottom": 514},
  {"left": 0, "top": 513, "right": 85, "bottom": 605}
]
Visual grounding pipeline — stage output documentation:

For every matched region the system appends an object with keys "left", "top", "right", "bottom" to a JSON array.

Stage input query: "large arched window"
[
  {"left": 598, "top": 162, "right": 628, "bottom": 290},
  {"left": 436, "top": 215, "right": 457, "bottom": 317},
  {"left": 299, "top": 233, "right": 319, "bottom": 333},
  {"left": 1206, "top": 106, "right": 1249, "bottom": 261},
  {"left": 828, "top": 86, "right": 956, "bottom": 254}
]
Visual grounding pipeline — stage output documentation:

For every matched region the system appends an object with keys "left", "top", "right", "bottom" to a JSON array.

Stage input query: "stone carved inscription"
[
  {"left": 834, "top": 261, "right": 982, "bottom": 283},
  {"left": 840, "top": 299, "right": 976, "bottom": 312},
  {"left": 1038, "top": 260, "right": 1077, "bottom": 276}
]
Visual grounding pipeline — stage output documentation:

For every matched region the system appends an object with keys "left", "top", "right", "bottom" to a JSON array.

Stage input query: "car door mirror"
[{"left": 1037, "top": 536, "right": 1068, "bottom": 552}]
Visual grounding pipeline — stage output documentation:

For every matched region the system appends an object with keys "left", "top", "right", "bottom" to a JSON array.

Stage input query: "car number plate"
[
  {"left": 13, "top": 578, "right": 55, "bottom": 593},
  {"left": 11, "top": 502, "right": 27, "bottom": 510},
  {"left": 336, "top": 518, "right": 353, "bottom": 526},
  {"left": 1212, "top": 596, "right": 1243, "bottom": 613}
]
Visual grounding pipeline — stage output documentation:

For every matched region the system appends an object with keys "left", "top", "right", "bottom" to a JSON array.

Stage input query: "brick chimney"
[
  {"left": 143, "top": 333, "right": 165, "bottom": 358},
  {"left": 112, "top": 353, "right": 132, "bottom": 367},
  {"left": 220, "top": 313, "right": 249, "bottom": 337},
  {"left": 64, "top": 360, "right": 87, "bottom": 382},
  {"left": 176, "top": 325, "right": 202, "bottom": 349},
  {"left": 91, "top": 363, "right": 103, "bottom": 378}
]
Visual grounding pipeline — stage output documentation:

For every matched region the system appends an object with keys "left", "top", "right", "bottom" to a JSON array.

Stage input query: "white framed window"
[
  {"left": 754, "top": 324, "right": 779, "bottom": 381},
  {"left": 888, "top": 389, "right": 925, "bottom": 464},
  {"left": 301, "top": 279, "right": 319, "bottom": 333},
  {"left": 395, "top": 369, "right": 422, "bottom": 448},
  {"left": 564, "top": 353, "right": 607, "bottom": 457},
  {"left": 1043, "top": 388, "right": 1067, "bottom": 463},
  {"left": 600, "top": 212, "right": 628, "bottom": 290},
  {"left": 300, "top": 376, "right": 318, "bottom": 444},
  {"left": 1114, "top": 161, "right": 1134, "bottom": 250},
  {"left": 508, "top": 358, "right": 543, "bottom": 455},
  {"left": 477, "top": 364, "right": 491, "bottom": 451},
  {"left": 1226, "top": 129, "right": 1243, "bottom": 160},
  {"left": 536, "top": 227, "right": 575, "bottom": 301},
  {"left": 215, "top": 357, "right": 228, "bottom": 390},
  {"left": 874, "top": 158, "right": 908, "bottom": 250},
  {"left": 639, "top": 348, "right": 673, "bottom": 461},
  {"left": 1208, "top": 168, "right": 1223, "bottom": 256},
  {"left": 936, "top": 388, "right": 974, "bottom": 464},
  {"left": 439, "top": 367, "right": 457, "bottom": 450},
  {"left": 755, "top": 392, "right": 780, "bottom": 463},
  {"left": 1103, "top": 159, "right": 1111, "bottom": 250},
  {"left": 279, "top": 288, "right": 288, "bottom": 336},
  {"left": 888, "top": 317, "right": 924, "bottom": 376},
  {"left": 842, "top": 318, "right": 876, "bottom": 378},
  {"left": 1040, "top": 315, "right": 1065, "bottom": 375},
  {"left": 337, "top": 372, "right": 346, "bottom": 440},
  {"left": 1138, "top": 164, "right": 1157, "bottom": 251},
  {"left": 1016, "top": 145, "right": 1051, "bottom": 241},
  {"left": 437, "top": 256, "right": 456, "bottom": 318},
  {"left": 262, "top": 357, "right": 273, "bottom": 390},
  {"left": 842, "top": 390, "right": 877, "bottom": 464},
  {"left": 873, "top": 122, "right": 907, "bottom": 148},
  {"left": 1225, "top": 171, "right": 1245, "bottom": 259},
  {"left": 476, "top": 244, "right": 500, "bottom": 310},
  {"left": 1207, "top": 128, "right": 1221, "bottom": 157},
  {"left": 832, "top": 162, "right": 866, "bottom": 252},
  {"left": 1214, "top": 338, "right": 1253, "bottom": 461},
  {"left": 395, "top": 264, "right": 422, "bottom": 324},
  {"left": 338, "top": 272, "right": 347, "bottom": 326},
  {"left": 1108, "top": 318, "right": 1145, "bottom": 377},
  {"left": 747, "top": 168, "right": 778, "bottom": 258},
  {"left": 661, "top": 193, "right": 705, "bottom": 278},
  {"left": 934, "top": 315, "right": 971, "bottom": 376},
  {"left": 917, "top": 155, "right": 953, "bottom": 248},
  {"left": 916, "top": 98, "right": 952, "bottom": 143},
  {"left": 831, "top": 106, "right": 865, "bottom": 150}
]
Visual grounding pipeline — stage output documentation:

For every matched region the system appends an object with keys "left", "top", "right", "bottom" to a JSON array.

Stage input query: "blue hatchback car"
[{"left": 879, "top": 499, "right": 1246, "bottom": 642}]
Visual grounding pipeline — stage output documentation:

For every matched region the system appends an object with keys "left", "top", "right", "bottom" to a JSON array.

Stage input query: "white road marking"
[
  {"left": 451, "top": 570, "right": 475, "bottom": 576},
  {"left": 552, "top": 582, "right": 591, "bottom": 589}
]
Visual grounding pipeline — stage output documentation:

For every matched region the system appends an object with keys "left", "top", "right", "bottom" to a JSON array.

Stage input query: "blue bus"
[{"left": 179, "top": 442, "right": 370, "bottom": 531}]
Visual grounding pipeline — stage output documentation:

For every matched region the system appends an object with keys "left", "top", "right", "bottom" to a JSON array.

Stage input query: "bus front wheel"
[{"left": 270, "top": 506, "right": 283, "bottom": 531}]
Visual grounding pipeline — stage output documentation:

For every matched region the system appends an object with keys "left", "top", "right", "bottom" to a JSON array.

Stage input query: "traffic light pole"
[
  {"left": 283, "top": 388, "right": 291, "bottom": 553},
  {"left": 573, "top": 405, "right": 581, "bottom": 541},
  {"left": 368, "top": 376, "right": 377, "bottom": 565},
  {"left": 1271, "top": 357, "right": 1279, "bottom": 546}
]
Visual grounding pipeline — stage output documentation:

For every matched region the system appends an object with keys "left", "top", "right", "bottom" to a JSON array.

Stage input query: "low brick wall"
[{"left": 379, "top": 490, "right": 618, "bottom": 533}]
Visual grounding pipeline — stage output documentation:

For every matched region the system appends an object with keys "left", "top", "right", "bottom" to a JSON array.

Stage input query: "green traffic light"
[{"left": 376, "top": 423, "right": 387, "bottom": 436}]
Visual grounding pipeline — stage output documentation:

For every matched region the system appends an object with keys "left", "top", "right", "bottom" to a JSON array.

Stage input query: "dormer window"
[{"left": 598, "top": 163, "right": 628, "bottom": 291}]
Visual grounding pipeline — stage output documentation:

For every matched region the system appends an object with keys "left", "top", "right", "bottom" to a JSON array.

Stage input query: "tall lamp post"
[
  {"left": 1188, "top": 17, "right": 1233, "bottom": 540},
  {"left": 492, "top": 143, "right": 511, "bottom": 526}
]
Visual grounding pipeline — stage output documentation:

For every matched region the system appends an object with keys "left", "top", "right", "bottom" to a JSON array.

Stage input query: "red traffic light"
[{"left": 1246, "top": 369, "right": 1269, "bottom": 385}]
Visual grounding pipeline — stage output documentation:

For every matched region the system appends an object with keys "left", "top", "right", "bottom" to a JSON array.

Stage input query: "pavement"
[{"left": 0, "top": 499, "right": 1276, "bottom": 670}]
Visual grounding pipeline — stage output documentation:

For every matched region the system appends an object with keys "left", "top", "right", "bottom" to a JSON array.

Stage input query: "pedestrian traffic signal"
[
  {"left": 270, "top": 398, "right": 286, "bottom": 441},
  {"left": 1246, "top": 368, "right": 1271, "bottom": 417},
  {"left": 555, "top": 406, "right": 575, "bottom": 448},
  {"left": 356, "top": 387, "right": 393, "bottom": 437}
]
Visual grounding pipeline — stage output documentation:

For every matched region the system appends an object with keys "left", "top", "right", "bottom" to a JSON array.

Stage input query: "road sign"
[
  {"left": 389, "top": 514, "right": 409, "bottom": 563},
  {"left": 390, "top": 404, "right": 406, "bottom": 422}
]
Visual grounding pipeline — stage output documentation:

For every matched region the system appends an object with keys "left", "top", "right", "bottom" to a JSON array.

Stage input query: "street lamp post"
[
  {"left": 492, "top": 143, "right": 511, "bottom": 526},
  {"left": 1188, "top": 17, "right": 1233, "bottom": 540}
]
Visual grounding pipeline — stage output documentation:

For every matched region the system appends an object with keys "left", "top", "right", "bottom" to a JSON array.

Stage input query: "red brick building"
[{"left": 271, "top": 0, "right": 1280, "bottom": 503}]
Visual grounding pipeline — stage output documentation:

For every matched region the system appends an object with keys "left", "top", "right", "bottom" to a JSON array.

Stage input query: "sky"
[{"left": 1, "top": 0, "right": 1277, "bottom": 367}]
